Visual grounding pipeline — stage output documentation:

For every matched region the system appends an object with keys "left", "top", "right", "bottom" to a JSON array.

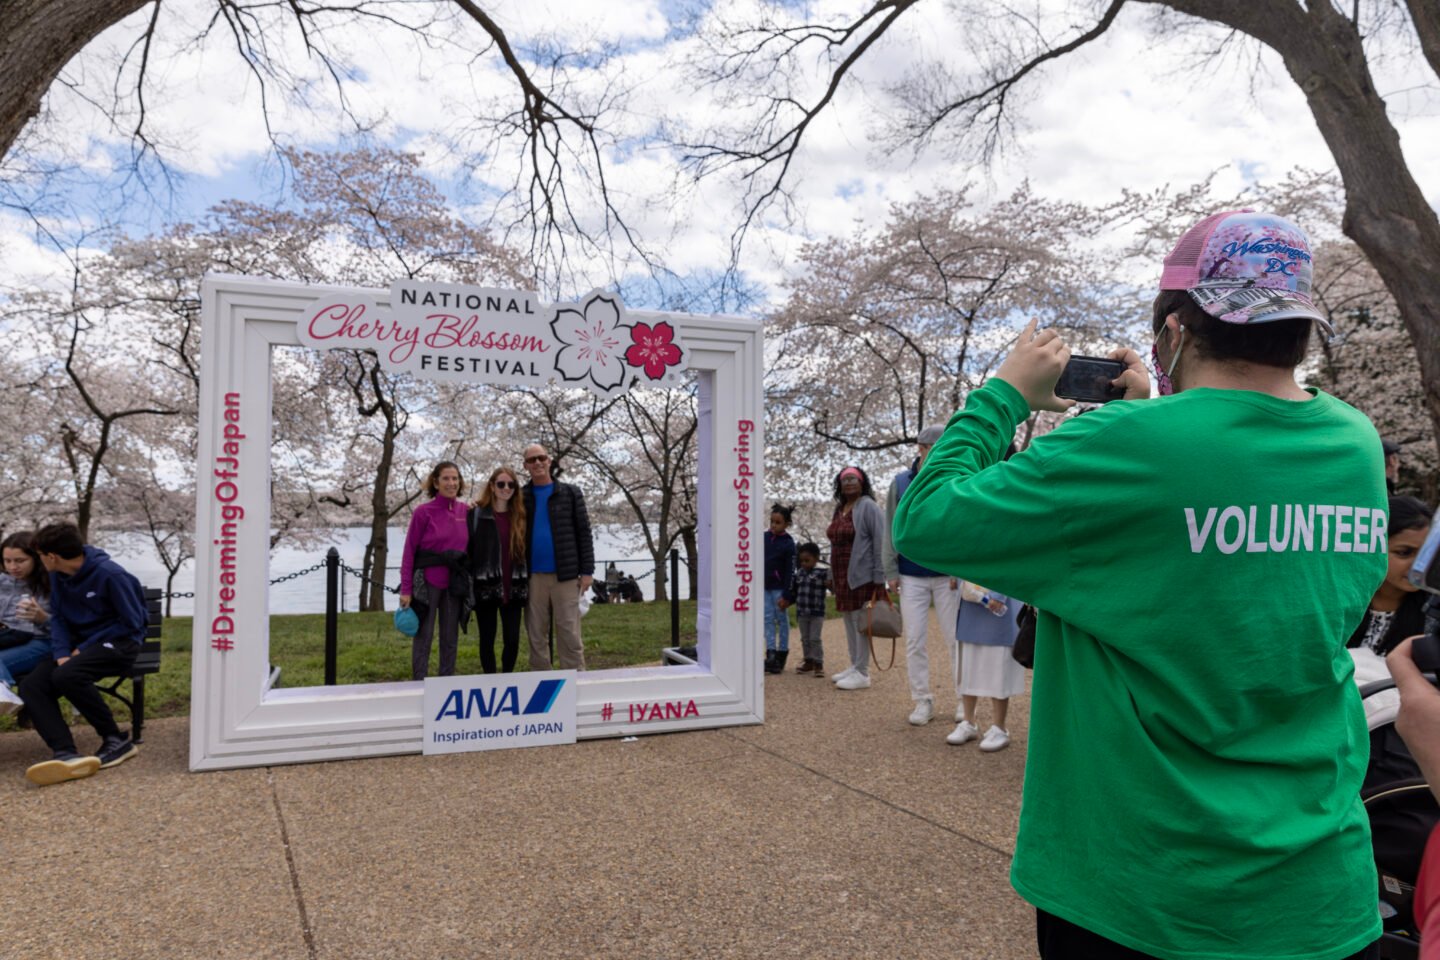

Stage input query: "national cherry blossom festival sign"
[
  {"left": 298, "top": 281, "right": 687, "bottom": 397},
  {"left": 191, "top": 274, "right": 764, "bottom": 771}
]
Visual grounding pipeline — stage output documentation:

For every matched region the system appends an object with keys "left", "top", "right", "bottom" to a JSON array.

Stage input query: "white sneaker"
[
  {"left": 979, "top": 725, "right": 1011, "bottom": 752},
  {"left": 908, "top": 699, "right": 934, "bottom": 725},
  {"left": 835, "top": 672, "right": 872, "bottom": 690},
  {"left": 0, "top": 684, "right": 22, "bottom": 716},
  {"left": 946, "top": 720, "right": 979, "bottom": 745},
  {"left": 830, "top": 666, "right": 857, "bottom": 683}
]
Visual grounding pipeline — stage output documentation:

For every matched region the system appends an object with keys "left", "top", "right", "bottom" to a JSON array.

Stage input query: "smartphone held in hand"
[{"left": 1055, "top": 356, "right": 1127, "bottom": 404}]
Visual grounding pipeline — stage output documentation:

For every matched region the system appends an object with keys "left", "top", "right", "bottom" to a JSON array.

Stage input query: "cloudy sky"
[{"left": 4, "top": 0, "right": 1437, "bottom": 307}]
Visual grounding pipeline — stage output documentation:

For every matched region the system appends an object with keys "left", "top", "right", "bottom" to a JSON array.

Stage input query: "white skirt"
[{"left": 959, "top": 642, "right": 1026, "bottom": 699}]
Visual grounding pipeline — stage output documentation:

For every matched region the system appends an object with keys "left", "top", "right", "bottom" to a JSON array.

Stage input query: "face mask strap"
[{"left": 1165, "top": 327, "right": 1185, "bottom": 380}]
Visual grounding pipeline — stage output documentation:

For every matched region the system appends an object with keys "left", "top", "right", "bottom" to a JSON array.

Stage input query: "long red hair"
[{"left": 476, "top": 466, "right": 527, "bottom": 561}]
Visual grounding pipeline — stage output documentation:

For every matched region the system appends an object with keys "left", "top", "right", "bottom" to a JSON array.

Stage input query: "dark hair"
[
  {"left": 832, "top": 466, "right": 875, "bottom": 505},
  {"left": 422, "top": 461, "right": 466, "bottom": 499},
  {"left": 1, "top": 531, "right": 49, "bottom": 598},
  {"left": 1151, "top": 290, "right": 1312, "bottom": 370},
  {"left": 34, "top": 522, "right": 84, "bottom": 561},
  {"left": 797, "top": 542, "right": 821, "bottom": 560},
  {"left": 1389, "top": 495, "right": 1433, "bottom": 536},
  {"left": 770, "top": 503, "right": 793, "bottom": 524}
]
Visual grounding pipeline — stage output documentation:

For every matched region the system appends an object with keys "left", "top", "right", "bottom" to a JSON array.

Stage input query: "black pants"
[
  {"left": 412, "top": 593, "right": 461, "bottom": 680},
  {"left": 476, "top": 599, "right": 523, "bottom": 674},
  {"left": 18, "top": 641, "right": 138, "bottom": 754},
  {"left": 1036, "top": 911, "right": 1380, "bottom": 960}
]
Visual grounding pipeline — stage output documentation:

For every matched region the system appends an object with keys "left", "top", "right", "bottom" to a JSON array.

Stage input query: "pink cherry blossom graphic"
[{"left": 624, "top": 321, "right": 684, "bottom": 381}]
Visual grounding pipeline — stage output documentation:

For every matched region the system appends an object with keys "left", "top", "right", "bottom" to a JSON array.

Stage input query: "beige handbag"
[{"left": 865, "top": 591, "right": 902, "bottom": 670}]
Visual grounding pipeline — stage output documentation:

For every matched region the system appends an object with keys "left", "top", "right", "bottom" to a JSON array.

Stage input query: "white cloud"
[{"left": 4, "top": 0, "right": 1437, "bottom": 307}]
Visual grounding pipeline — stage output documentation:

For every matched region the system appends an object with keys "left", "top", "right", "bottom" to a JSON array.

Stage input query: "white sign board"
[
  {"left": 298, "top": 281, "right": 687, "bottom": 398},
  {"left": 190, "top": 274, "right": 764, "bottom": 772},
  {"left": 423, "top": 671, "right": 578, "bottom": 754}
]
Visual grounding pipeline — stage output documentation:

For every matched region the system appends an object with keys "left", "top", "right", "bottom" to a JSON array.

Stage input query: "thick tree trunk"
[
  {"left": 681, "top": 524, "right": 698, "bottom": 599},
  {"left": 0, "top": 0, "right": 150, "bottom": 158},
  {"left": 1278, "top": 5, "right": 1440, "bottom": 454},
  {"left": 651, "top": 540, "right": 668, "bottom": 603},
  {"left": 362, "top": 427, "right": 397, "bottom": 611}
]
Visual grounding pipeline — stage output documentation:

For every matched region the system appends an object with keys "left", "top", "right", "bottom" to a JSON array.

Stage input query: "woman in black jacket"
[
  {"left": 1348, "top": 495, "right": 1432, "bottom": 656},
  {"left": 468, "top": 466, "right": 529, "bottom": 673}
]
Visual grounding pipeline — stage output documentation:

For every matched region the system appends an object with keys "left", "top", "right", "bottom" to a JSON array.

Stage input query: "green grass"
[{"left": 0, "top": 600, "right": 700, "bottom": 731}]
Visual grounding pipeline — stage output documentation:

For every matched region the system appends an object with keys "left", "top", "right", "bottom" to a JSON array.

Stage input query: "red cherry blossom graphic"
[{"left": 624, "top": 321, "right": 683, "bottom": 381}]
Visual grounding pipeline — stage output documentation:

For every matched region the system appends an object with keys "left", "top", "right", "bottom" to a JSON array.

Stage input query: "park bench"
[
  {"left": 14, "top": 586, "right": 164, "bottom": 744},
  {"left": 94, "top": 587, "right": 164, "bottom": 744}
]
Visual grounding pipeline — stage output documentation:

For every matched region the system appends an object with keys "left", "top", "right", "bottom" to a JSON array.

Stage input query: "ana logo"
[{"left": 434, "top": 679, "right": 566, "bottom": 721}]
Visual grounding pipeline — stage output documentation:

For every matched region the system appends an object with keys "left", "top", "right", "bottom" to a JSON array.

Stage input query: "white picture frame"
[{"left": 190, "top": 274, "right": 764, "bottom": 770}]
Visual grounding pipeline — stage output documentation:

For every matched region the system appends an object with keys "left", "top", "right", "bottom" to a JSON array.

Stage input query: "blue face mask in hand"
[{"left": 394, "top": 606, "right": 419, "bottom": 637}]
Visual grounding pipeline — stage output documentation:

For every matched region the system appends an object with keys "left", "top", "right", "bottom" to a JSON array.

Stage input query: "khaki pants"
[{"left": 526, "top": 574, "right": 585, "bottom": 670}]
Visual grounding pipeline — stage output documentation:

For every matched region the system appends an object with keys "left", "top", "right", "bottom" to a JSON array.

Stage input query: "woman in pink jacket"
[{"left": 399, "top": 461, "right": 472, "bottom": 679}]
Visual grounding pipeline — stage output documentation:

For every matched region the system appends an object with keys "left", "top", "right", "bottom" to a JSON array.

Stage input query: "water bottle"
[{"left": 979, "top": 593, "right": 1007, "bottom": 617}]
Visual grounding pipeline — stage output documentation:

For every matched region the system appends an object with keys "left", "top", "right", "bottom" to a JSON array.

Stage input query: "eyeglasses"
[
  {"left": 494, "top": 480, "right": 515, "bottom": 490},
  {"left": 524, "top": 455, "right": 549, "bottom": 465}
]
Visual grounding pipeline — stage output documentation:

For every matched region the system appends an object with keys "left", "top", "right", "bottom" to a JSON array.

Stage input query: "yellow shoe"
[{"left": 26, "top": 754, "right": 101, "bottom": 786}]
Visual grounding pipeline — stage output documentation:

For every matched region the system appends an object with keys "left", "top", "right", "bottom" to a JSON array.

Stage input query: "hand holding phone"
[
  {"left": 17, "top": 596, "right": 42, "bottom": 623},
  {"left": 994, "top": 318, "right": 1074, "bottom": 413}
]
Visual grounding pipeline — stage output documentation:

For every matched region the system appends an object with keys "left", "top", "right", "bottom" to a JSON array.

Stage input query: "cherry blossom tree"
[
  {"left": 197, "top": 147, "right": 530, "bottom": 608},
  {"left": 765, "top": 184, "right": 1128, "bottom": 492},
  {"left": 565, "top": 386, "right": 699, "bottom": 603}
]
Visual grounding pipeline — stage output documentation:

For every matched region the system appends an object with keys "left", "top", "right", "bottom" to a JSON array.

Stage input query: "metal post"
[
  {"left": 670, "top": 548, "right": 680, "bottom": 647},
  {"left": 324, "top": 547, "right": 339, "bottom": 686}
]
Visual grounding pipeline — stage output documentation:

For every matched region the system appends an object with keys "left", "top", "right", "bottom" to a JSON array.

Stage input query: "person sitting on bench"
[{"left": 17, "top": 523, "right": 145, "bottom": 786}]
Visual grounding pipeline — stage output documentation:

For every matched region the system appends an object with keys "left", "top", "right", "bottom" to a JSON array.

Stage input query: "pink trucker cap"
[{"left": 1159, "top": 209, "right": 1332, "bottom": 336}]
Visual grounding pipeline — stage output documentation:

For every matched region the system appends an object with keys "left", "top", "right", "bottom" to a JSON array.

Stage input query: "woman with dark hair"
[
  {"left": 469, "top": 466, "right": 529, "bottom": 673},
  {"left": 827, "top": 466, "right": 888, "bottom": 690},
  {"left": 1348, "top": 495, "right": 1432, "bottom": 656},
  {"left": 0, "top": 531, "right": 52, "bottom": 714},
  {"left": 399, "top": 461, "right": 472, "bottom": 680}
]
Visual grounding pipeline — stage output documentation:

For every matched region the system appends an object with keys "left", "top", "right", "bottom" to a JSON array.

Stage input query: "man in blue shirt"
[
  {"left": 883, "top": 425, "right": 963, "bottom": 733},
  {"left": 19, "top": 523, "right": 144, "bottom": 786},
  {"left": 521, "top": 444, "right": 595, "bottom": 670}
]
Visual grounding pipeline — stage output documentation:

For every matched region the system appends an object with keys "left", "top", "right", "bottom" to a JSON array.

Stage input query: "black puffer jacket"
[{"left": 522, "top": 481, "right": 594, "bottom": 582}]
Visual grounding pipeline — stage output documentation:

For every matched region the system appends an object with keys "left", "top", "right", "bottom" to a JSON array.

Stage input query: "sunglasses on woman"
[{"left": 494, "top": 480, "right": 516, "bottom": 490}]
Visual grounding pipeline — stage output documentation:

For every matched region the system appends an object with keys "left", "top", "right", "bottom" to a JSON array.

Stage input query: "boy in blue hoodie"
[{"left": 18, "top": 522, "right": 145, "bottom": 786}]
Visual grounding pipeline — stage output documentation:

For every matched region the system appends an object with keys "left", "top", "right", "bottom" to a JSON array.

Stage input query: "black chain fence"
[
  {"left": 159, "top": 553, "right": 684, "bottom": 600},
  {"left": 159, "top": 558, "right": 332, "bottom": 599},
  {"left": 338, "top": 562, "right": 400, "bottom": 596}
]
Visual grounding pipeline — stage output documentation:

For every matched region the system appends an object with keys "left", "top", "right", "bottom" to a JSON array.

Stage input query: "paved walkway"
[{"left": 2, "top": 613, "right": 1036, "bottom": 959}]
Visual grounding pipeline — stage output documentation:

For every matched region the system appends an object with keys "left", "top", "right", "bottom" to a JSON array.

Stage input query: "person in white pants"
[{"left": 884, "top": 426, "right": 962, "bottom": 728}]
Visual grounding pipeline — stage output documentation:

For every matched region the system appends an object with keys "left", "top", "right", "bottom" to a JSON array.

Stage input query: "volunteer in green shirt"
[{"left": 894, "top": 210, "right": 1386, "bottom": 960}]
